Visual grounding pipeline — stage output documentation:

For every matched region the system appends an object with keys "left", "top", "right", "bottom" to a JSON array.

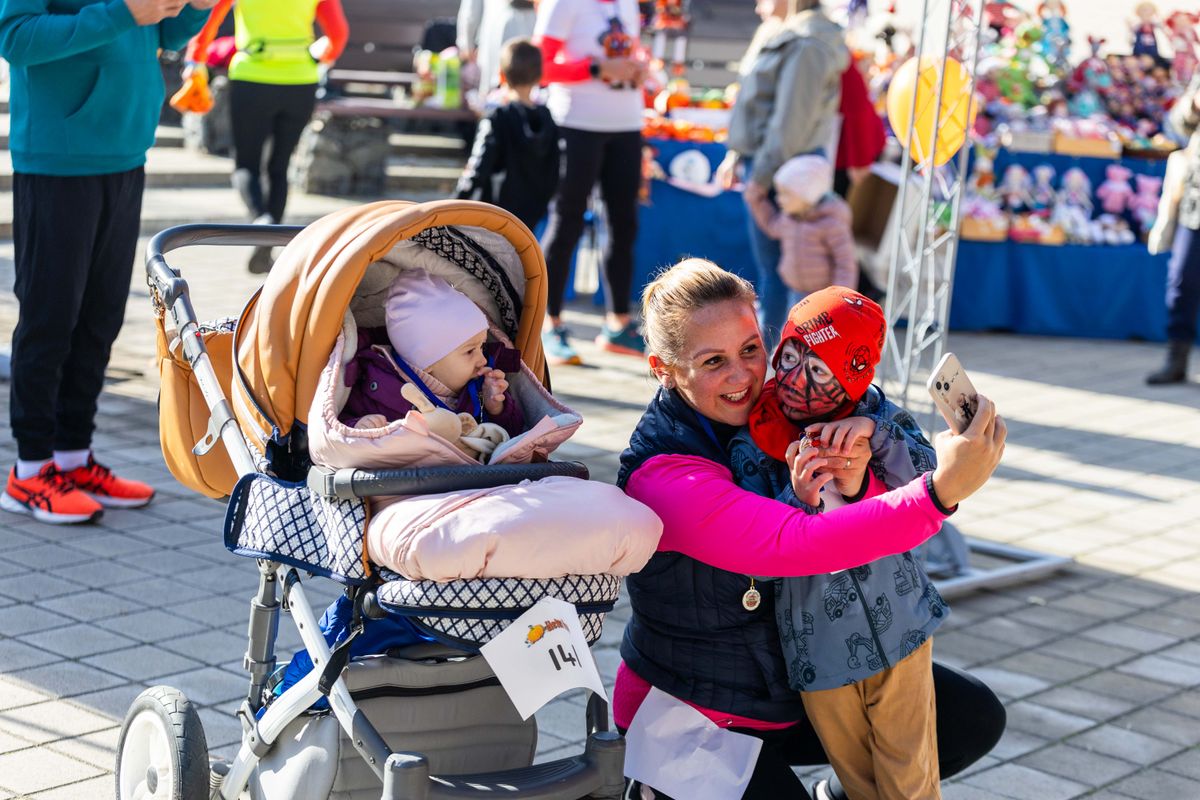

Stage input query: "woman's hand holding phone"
[{"left": 930, "top": 394, "right": 1006, "bottom": 508}]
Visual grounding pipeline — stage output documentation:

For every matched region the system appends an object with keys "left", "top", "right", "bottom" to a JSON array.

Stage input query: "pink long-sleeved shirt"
[{"left": 613, "top": 453, "right": 949, "bottom": 730}]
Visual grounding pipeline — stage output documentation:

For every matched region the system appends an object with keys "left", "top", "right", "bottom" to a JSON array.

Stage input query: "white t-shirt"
[{"left": 534, "top": 0, "right": 643, "bottom": 132}]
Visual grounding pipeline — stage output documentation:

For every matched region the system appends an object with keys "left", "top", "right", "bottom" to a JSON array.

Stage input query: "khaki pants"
[{"left": 799, "top": 638, "right": 940, "bottom": 800}]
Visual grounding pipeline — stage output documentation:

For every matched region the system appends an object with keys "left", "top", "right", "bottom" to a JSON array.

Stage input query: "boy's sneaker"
[
  {"left": 62, "top": 456, "right": 155, "bottom": 509},
  {"left": 1, "top": 463, "right": 103, "bottom": 524},
  {"left": 543, "top": 325, "right": 583, "bottom": 366},
  {"left": 596, "top": 321, "right": 645, "bottom": 356}
]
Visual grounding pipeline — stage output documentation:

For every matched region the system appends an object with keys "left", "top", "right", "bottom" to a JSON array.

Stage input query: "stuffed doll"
[
  {"left": 1069, "top": 36, "right": 1110, "bottom": 118},
  {"left": 1053, "top": 167, "right": 1094, "bottom": 243},
  {"left": 1096, "top": 164, "right": 1135, "bottom": 216},
  {"left": 1037, "top": 0, "right": 1071, "bottom": 75},
  {"left": 1131, "top": 2, "right": 1162, "bottom": 61},
  {"left": 1129, "top": 174, "right": 1163, "bottom": 235},
  {"left": 968, "top": 143, "right": 1000, "bottom": 201},
  {"left": 396, "top": 383, "right": 509, "bottom": 462},
  {"left": 1031, "top": 165, "right": 1057, "bottom": 218},
  {"left": 999, "top": 164, "right": 1035, "bottom": 214},
  {"left": 1166, "top": 12, "right": 1200, "bottom": 85}
]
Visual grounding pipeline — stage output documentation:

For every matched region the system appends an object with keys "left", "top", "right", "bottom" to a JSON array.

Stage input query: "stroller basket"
[{"left": 121, "top": 210, "right": 629, "bottom": 800}]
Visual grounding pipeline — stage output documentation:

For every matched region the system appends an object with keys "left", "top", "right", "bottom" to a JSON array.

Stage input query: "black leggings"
[
  {"left": 623, "top": 662, "right": 1005, "bottom": 799},
  {"left": 228, "top": 79, "right": 317, "bottom": 223},
  {"left": 541, "top": 127, "right": 642, "bottom": 318}
]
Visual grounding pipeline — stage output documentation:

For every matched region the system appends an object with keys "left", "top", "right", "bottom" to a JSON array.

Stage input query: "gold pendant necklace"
[{"left": 742, "top": 577, "right": 762, "bottom": 611}]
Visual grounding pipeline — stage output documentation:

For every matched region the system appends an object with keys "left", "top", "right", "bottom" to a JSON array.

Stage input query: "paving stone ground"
[{"left": 0, "top": 201, "right": 1197, "bottom": 798}]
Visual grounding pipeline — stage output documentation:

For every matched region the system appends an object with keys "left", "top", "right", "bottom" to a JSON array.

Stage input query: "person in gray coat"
[
  {"left": 717, "top": 0, "right": 848, "bottom": 346},
  {"left": 1147, "top": 71, "right": 1200, "bottom": 384},
  {"left": 457, "top": 0, "right": 536, "bottom": 96}
]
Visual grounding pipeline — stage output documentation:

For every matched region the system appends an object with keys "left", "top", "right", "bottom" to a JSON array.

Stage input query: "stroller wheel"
[{"left": 116, "top": 686, "right": 209, "bottom": 800}]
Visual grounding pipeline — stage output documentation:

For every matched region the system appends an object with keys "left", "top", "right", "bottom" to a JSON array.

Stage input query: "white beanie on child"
[
  {"left": 773, "top": 155, "right": 833, "bottom": 208},
  {"left": 385, "top": 271, "right": 487, "bottom": 370}
]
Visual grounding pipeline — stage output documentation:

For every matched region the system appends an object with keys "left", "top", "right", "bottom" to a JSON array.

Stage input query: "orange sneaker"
[
  {"left": 62, "top": 456, "right": 155, "bottom": 509},
  {"left": 2, "top": 463, "right": 103, "bottom": 524}
]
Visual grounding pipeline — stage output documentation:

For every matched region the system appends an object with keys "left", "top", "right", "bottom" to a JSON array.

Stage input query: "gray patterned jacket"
[{"left": 729, "top": 385, "right": 949, "bottom": 692}]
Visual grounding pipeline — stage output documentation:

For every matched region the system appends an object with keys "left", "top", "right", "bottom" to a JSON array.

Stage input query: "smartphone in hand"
[{"left": 927, "top": 352, "right": 978, "bottom": 435}]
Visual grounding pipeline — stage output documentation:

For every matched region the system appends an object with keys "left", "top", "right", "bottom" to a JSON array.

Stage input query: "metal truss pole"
[
  {"left": 878, "top": 0, "right": 1071, "bottom": 595},
  {"left": 879, "top": 0, "right": 985, "bottom": 407}
]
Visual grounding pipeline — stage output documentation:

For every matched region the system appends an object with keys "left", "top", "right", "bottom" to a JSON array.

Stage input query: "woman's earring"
[{"left": 662, "top": 376, "right": 675, "bottom": 389}]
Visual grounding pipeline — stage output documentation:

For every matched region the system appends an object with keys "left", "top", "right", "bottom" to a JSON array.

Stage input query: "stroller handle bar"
[
  {"left": 146, "top": 223, "right": 306, "bottom": 309},
  {"left": 308, "top": 461, "right": 591, "bottom": 501}
]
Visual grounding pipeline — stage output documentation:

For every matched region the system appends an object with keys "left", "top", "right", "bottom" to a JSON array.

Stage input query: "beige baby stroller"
[{"left": 116, "top": 201, "right": 626, "bottom": 800}]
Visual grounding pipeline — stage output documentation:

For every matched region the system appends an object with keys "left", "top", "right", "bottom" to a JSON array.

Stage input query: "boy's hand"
[
  {"left": 785, "top": 440, "right": 834, "bottom": 507},
  {"left": 480, "top": 368, "right": 508, "bottom": 417},
  {"left": 805, "top": 416, "right": 876, "bottom": 456},
  {"left": 805, "top": 417, "right": 875, "bottom": 497}
]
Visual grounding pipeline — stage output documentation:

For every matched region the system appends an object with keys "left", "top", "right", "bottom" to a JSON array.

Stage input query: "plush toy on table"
[
  {"left": 1166, "top": 11, "right": 1199, "bottom": 85},
  {"left": 1096, "top": 164, "right": 1135, "bottom": 216},
  {"left": 1129, "top": 174, "right": 1163, "bottom": 237},
  {"left": 1037, "top": 1, "right": 1071, "bottom": 75},
  {"left": 1030, "top": 165, "right": 1057, "bottom": 218},
  {"left": 1053, "top": 167, "right": 1094, "bottom": 243},
  {"left": 1131, "top": 2, "right": 1162, "bottom": 61},
  {"left": 998, "top": 164, "right": 1035, "bottom": 215},
  {"left": 1068, "top": 37, "right": 1112, "bottom": 118},
  {"left": 967, "top": 143, "right": 1000, "bottom": 201},
  {"left": 1096, "top": 214, "right": 1137, "bottom": 245}
]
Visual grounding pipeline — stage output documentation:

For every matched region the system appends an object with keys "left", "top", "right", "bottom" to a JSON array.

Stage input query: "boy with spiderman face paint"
[{"left": 729, "top": 287, "right": 950, "bottom": 800}]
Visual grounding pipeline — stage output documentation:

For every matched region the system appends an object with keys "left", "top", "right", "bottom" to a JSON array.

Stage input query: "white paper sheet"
[
  {"left": 479, "top": 596, "right": 608, "bottom": 720},
  {"left": 624, "top": 687, "right": 763, "bottom": 800}
]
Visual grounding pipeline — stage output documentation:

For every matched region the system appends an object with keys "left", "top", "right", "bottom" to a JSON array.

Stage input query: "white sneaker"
[{"left": 812, "top": 779, "right": 835, "bottom": 800}]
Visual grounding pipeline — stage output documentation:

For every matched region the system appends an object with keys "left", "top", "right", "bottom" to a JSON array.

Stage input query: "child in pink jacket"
[{"left": 747, "top": 154, "right": 858, "bottom": 295}]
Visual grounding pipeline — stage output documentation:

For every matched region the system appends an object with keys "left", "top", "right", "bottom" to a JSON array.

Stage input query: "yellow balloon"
[{"left": 886, "top": 56, "right": 977, "bottom": 168}]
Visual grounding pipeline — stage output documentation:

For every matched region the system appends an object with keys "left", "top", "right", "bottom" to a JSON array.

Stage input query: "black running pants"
[
  {"left": 228, "top": 79, "right": 317, "bottom": 223},
  {"left": 9, "top": 168, "right": 145, "bottom": 461},
  {"left": 541, "top": 127, "right": 642, "bottom": 318}
]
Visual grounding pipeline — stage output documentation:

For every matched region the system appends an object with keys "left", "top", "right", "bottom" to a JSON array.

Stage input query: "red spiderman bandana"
[{"left": 748, "top": 288, "right": 886, "bottom": 461}]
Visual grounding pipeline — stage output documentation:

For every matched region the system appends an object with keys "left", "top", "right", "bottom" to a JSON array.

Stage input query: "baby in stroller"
[
  {"left": 306, "top": 244, "right": 661, "bottom": 584},
  {"left": 340, "top": 270, "right": 526, "bottom": 459}
]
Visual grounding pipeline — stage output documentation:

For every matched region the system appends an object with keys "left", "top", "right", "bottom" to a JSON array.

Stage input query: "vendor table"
[
  {"left": 626, "top": 138, "right": 1181, "bottom": 343},
  {"left": 952, "top": 240, "right": 1178, "bottom": 341}
]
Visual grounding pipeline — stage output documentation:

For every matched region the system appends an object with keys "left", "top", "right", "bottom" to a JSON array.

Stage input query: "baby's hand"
[
  {"left": 785, "top": 439, "right": 834, "bottom": 507},
  {"left": 805, "top": 416, "right": 876, "bottom": 457},
  {"left": 480, "top": 368, "right": 508, "bottom": 416}
]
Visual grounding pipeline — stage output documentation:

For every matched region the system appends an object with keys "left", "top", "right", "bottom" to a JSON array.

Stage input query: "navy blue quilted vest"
[{"left": 617, "top": 389, "right": 807, "bottom": 723}]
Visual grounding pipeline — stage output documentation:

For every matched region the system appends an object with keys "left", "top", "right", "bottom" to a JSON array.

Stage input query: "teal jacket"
[{"left": 0, "top": 0, "right": 207, "bottom": 175}]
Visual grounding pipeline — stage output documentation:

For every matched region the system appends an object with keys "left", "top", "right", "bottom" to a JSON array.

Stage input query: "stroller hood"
[{"left": 233, "top": 200, "right": 549, "bottom": 459}]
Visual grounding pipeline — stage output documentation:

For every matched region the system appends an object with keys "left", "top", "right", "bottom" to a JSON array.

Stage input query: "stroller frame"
[{"left": 126, "top": 223, "right": 626, "bottom": 800}]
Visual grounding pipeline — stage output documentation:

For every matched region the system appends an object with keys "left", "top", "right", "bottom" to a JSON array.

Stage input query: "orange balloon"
[{"left": 886, "top": 56, "right": 976, "bottom": 167}]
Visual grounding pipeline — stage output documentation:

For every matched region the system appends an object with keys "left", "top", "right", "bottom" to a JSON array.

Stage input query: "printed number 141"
[{"left": 548, "top": 643, "right": 580, "bottom": 671}]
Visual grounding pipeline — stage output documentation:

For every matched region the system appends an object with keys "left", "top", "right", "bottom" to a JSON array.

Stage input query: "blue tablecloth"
[
  {"left": 633, "top": 139, "right": 755, "bottom": 288},
  {"left": 626, "top": 141, "right": 1180, "bottom": 342},
  {"left": 951, "top": 240, "right": 1176, "bottom": 341}
]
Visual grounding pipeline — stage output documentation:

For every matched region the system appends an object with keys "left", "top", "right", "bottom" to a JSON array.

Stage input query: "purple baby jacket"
[{"left": 339, "top": 327, "right": 525, "bottom": 435}]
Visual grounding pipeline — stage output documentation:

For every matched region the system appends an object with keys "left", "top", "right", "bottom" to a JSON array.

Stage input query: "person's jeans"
[
  {"left": 1166, "top": 224, "right": 1200, "bottom": 343},
  {"left": 745, "top": 195, "right": 801, "bottom": 350}
]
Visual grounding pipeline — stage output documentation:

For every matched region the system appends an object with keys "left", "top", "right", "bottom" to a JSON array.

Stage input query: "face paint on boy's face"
[{"left": 774, "top": 339, "right": 848, "bottom": 420}]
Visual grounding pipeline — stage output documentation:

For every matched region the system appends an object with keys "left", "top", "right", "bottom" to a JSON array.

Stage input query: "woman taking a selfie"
[{"left": 615, "top": 258, "right": 1008, "bottom": 799}]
